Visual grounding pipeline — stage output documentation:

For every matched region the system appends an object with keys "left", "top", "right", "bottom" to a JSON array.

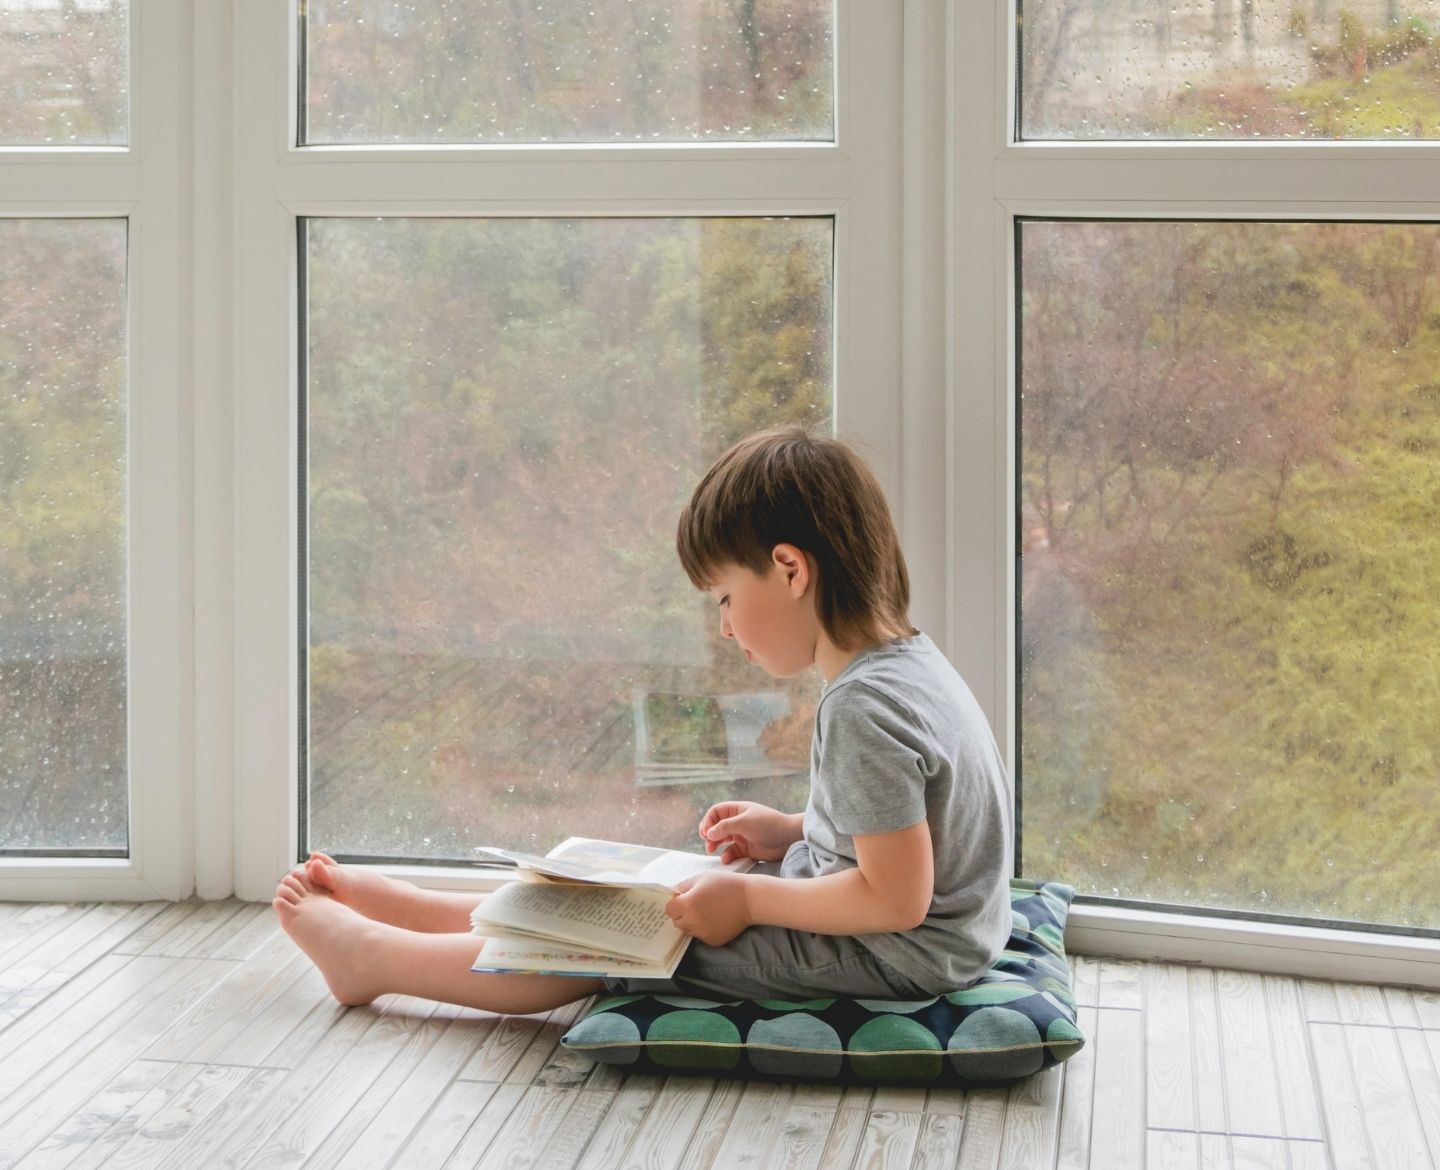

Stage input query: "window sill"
[
  {"left": 1067, "top": 902, "right": 1440, "bottom": 991},
  {"left": 0, "top": 857, "right": 175, "bottom": 902}
]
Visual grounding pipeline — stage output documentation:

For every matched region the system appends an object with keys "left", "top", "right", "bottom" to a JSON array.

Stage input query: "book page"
[
  {"left": 470, "top": 879, "right": 681, "bottom": 963},
  {"left": 470, "top": 934, "right": 684, "bottom": 979},
  {"left": 475, "top": 836, "right": 752, "bottom": 892}
]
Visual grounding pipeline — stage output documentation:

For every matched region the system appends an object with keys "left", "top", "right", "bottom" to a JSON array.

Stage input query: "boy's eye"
[{"left": 719, "top": 596, "right": 729, "bottom": 606}]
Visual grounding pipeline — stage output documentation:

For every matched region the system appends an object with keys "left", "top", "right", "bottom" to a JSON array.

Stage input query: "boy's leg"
[{"left": 273, "top": 874, "right": 605, "bottom": 1012}]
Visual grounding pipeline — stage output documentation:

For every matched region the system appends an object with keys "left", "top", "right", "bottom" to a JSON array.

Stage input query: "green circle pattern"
[
  {"left": 748, "top": 1013, "right": 844, "bottom": 1078},
  {"left": 946, "top": 1008, "right": 1045, "bottom": 1081},
  {"left": 848, "top": 1016, "right": 942, "bottom": 1082},
  {"left": 646, "top": 1010, "right": 742, "bottom": 1071}
]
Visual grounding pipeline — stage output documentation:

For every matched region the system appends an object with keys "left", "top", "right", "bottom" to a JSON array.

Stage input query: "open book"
[{"left": 469, "top": 837, "right": 755, "bottom": 979}]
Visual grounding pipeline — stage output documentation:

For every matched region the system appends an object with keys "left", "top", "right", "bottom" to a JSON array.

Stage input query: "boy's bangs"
[{"left": 676, "top": 496, "right": 755, "bottom": 590}]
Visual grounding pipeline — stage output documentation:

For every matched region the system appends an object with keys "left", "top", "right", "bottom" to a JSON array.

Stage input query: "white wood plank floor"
[{"left": 2, "top": 899, "right": 1437, "bottom": 1169}]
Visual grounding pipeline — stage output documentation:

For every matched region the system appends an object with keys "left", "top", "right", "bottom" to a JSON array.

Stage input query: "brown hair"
[{"left": 677, "top": 427, "right": 917, "bottom": 652}]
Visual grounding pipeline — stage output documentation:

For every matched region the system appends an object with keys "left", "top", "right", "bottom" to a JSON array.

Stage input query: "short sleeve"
[{"left": 816, "top": 683, "right": 929, "bottom": 836}]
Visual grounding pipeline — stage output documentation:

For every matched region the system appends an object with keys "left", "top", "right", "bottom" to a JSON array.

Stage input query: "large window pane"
[
  {"left": 1021, "top": 0, "right": 1440, "bottom": 140},
  {"left": 304, "top": 216, "right": 833, "bottom": 861},
  {"left": 301, "top": 0, "right": 834, "bottom": 145},
  {"left": 0, "top": 218, "right": 128, "bottom": 853},
  {"left": 0, "top": 0, "right": 128, "bottom": 146},
  {"left": 1019, "top": 220, "right": 1440, "bottom": 931}
]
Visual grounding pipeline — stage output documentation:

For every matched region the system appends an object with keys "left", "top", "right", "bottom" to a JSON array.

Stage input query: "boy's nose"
[{"left": 719, "top": 614, "right": 733, "bottom": 639}]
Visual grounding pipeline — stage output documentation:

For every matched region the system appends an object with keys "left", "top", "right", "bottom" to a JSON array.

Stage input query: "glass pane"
[
  {"left": 1020, "top": 0, "right": 1440, "bottom": 140},
  {"left": 0, "top": 0, "right": 128, "bottom": 146},
  {"left": 301, "top": 0, "right": 834, "bottom": 145},
  {"left": 1019, "top": 220, "right": 1440, "bottom": 931},
  {"left": 304, "top": 216, "right": 833, "bottom": 860},
  {"left": 0, "top": 219, "right": 128, "bottom": 853}
]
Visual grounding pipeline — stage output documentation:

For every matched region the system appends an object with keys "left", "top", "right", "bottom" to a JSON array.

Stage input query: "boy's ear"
[{"left": 771, "top": 544, "right": 811, "bottom": 596}]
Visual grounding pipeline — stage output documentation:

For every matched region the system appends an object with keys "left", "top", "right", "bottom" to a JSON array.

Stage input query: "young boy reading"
[{"left": 274, "top": 426, "right": 1013, "bottom": 1010}]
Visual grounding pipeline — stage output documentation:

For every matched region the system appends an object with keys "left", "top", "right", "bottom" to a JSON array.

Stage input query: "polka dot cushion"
[{"left": 560, "top": 879, "right": 1083, "bottom": 1086}]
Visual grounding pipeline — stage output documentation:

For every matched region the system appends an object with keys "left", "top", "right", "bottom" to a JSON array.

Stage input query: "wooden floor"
[{"left": 2, "top": 899, "right": 1438, "bottom": 1169}]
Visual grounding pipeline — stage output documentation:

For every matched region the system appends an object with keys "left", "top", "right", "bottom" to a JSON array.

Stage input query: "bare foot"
[
  {"left": 302, "top": 852, "right": 434, "bottom": 928},
  {"left": 272, "top": 878, "right": 386, "bottom": 1006}
]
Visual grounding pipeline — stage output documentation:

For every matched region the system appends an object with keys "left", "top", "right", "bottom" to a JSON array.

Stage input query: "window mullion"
[
  {"left": 997, "top": 151, "right": 1440, "bottom": 207},
  {"left": 0, "top": 162, "right": 141, "bottom": 205},
  {"left": 272, "top": 158, "right": 856, "bottom": 207}
]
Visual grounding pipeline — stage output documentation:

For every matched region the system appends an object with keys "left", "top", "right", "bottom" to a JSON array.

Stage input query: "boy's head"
[{"left": 677, "top": 426, "right": 916, "bottom": 655}]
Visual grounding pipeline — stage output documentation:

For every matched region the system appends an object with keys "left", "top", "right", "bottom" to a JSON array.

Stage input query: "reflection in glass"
[
  {"left": 0, "top": 0, "right": 129, "bottom": 145},
  {"left": 1021, "top": 0, "right": 1440, "bottom": 139},
  {"left": 302, "top": 0, "right": 834, "bottom": 144},
  {"left": 304, "top": 216, "right": 833, "bottom": 860},
  {"left": 0, "top": 219, "right": 128, "bottom": 852},
  {"left": 1019, "top": 220, "right": 1440, "bottom": 930}
]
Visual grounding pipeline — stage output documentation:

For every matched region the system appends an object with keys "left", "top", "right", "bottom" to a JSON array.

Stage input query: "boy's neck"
[
  {"left": 816, "top": 627, "right": 911, "bottom": 683},
  {"left": 816, "top": 640, "right": 859, "bottom": 684}
]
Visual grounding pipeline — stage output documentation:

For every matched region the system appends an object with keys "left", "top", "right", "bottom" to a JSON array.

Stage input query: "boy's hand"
[
  {"left": 698, "top": 801, "right": 800, "bottom": 864},
  {"left": 665, "top": 871, "right": 752, "bottom": 947}
]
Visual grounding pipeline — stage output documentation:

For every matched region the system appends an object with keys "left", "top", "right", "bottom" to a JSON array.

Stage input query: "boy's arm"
[{"left": 745, "top": 820, "right": 935, "bottom": 935}]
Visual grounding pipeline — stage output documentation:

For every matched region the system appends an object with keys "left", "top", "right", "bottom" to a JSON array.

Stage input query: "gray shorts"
[
  {"left": 603, "top": 924, "right": 931, "bottom": 1000},
  {"left": 602, "top": 864, "right": 931, "bottom": 1001}
]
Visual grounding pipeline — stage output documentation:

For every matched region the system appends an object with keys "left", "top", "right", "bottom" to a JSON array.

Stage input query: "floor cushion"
[{"left": 559, "top": 878, "right": 1084, "bottom": 1086}]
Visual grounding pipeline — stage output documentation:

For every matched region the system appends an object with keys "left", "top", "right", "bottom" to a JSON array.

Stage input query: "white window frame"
[
  {"left": 228, "top": 0, "right": 926, "bottom": 900},
  {"left": 0, "top": 0, "right": 191, "bottom": 901},
  {"left": 9, "top": 0, "right": 1432, "bottom": 993},
  {"left": 951, "top": 0, "right": 1440, "bottom": 986}
]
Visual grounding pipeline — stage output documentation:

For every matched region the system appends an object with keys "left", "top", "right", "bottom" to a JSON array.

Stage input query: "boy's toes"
[
  {"left": 282, "top": 873, "right": 311, "bottom": 897},
  {"left": 309, "top": 851, "right": 337, "bottom": 865},
  {"left": 306, "top": 857, "right": 340, "bottom": 893},
  {"left": 274, "top": 883, "right": 301, "bottom": 906}
]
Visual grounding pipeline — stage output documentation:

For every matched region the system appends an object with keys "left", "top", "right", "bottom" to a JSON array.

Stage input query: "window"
[
  {"left": 300, "top": 0, "right": 835, "bottom": 144},
  {"left": 6, "top": 0, "right": 1429, "bottom": 988},
  {"left": 1021, "top": 0, "right": 1440, "bottom": 141},
  {"left": 989, "top": 1, "right": 1440, "bottom": 940},
  {"left": 0, "top": 0, "right": 188, "bottom": 898},
  {"left": 0, "top": 217, "right": 127, "bottom": 856},
  {"left": 0, "top": 0, "right": 128, "bottom": 146},
  {"left": 1019, "top": 218, "right": 1440, "bottom": 932},
  {"left": 232, "top": 1, "right": 907, "bottom": 892},
  {"left": 300, "top": 213, "right": 833, "bottom": 862}
]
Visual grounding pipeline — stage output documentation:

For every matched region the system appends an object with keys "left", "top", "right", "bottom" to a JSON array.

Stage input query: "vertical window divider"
[{"left": 193, "top": 0, "right": 237, "bottom": 900}]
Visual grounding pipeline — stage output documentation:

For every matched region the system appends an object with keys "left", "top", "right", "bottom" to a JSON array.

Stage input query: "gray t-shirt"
[{"left": 779, "top": 632, "right": 1014, "bottom": 992}]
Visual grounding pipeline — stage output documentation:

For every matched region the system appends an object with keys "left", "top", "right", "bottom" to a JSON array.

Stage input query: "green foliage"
[
  {"left": 303, "top": 0, "right": 833, "bottom": 144},
  {"left": 303, "top": 215, "right": 831, "bottom": 662},
  {"left": 1338, "top": 9, "right": 1368, "bottom": 63},
  {"left": 1161, "top": 6, "right": 1440, "bottom": 139},
  {"left": 1022, "top": 222, "right": 1440, "bottom": 928},
  {"left": 1287, "top": 52, "right": 1440, "bottom": 137}
]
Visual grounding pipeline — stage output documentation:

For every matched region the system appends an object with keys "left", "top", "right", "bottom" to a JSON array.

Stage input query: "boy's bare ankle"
[{"left": 306, "top": 856, "right": 467, "bottom": 933}]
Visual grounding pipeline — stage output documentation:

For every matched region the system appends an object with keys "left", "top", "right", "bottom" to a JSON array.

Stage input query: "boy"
[{"left": 274, "top": 426, "right": 1013, "bottom": 1009}]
